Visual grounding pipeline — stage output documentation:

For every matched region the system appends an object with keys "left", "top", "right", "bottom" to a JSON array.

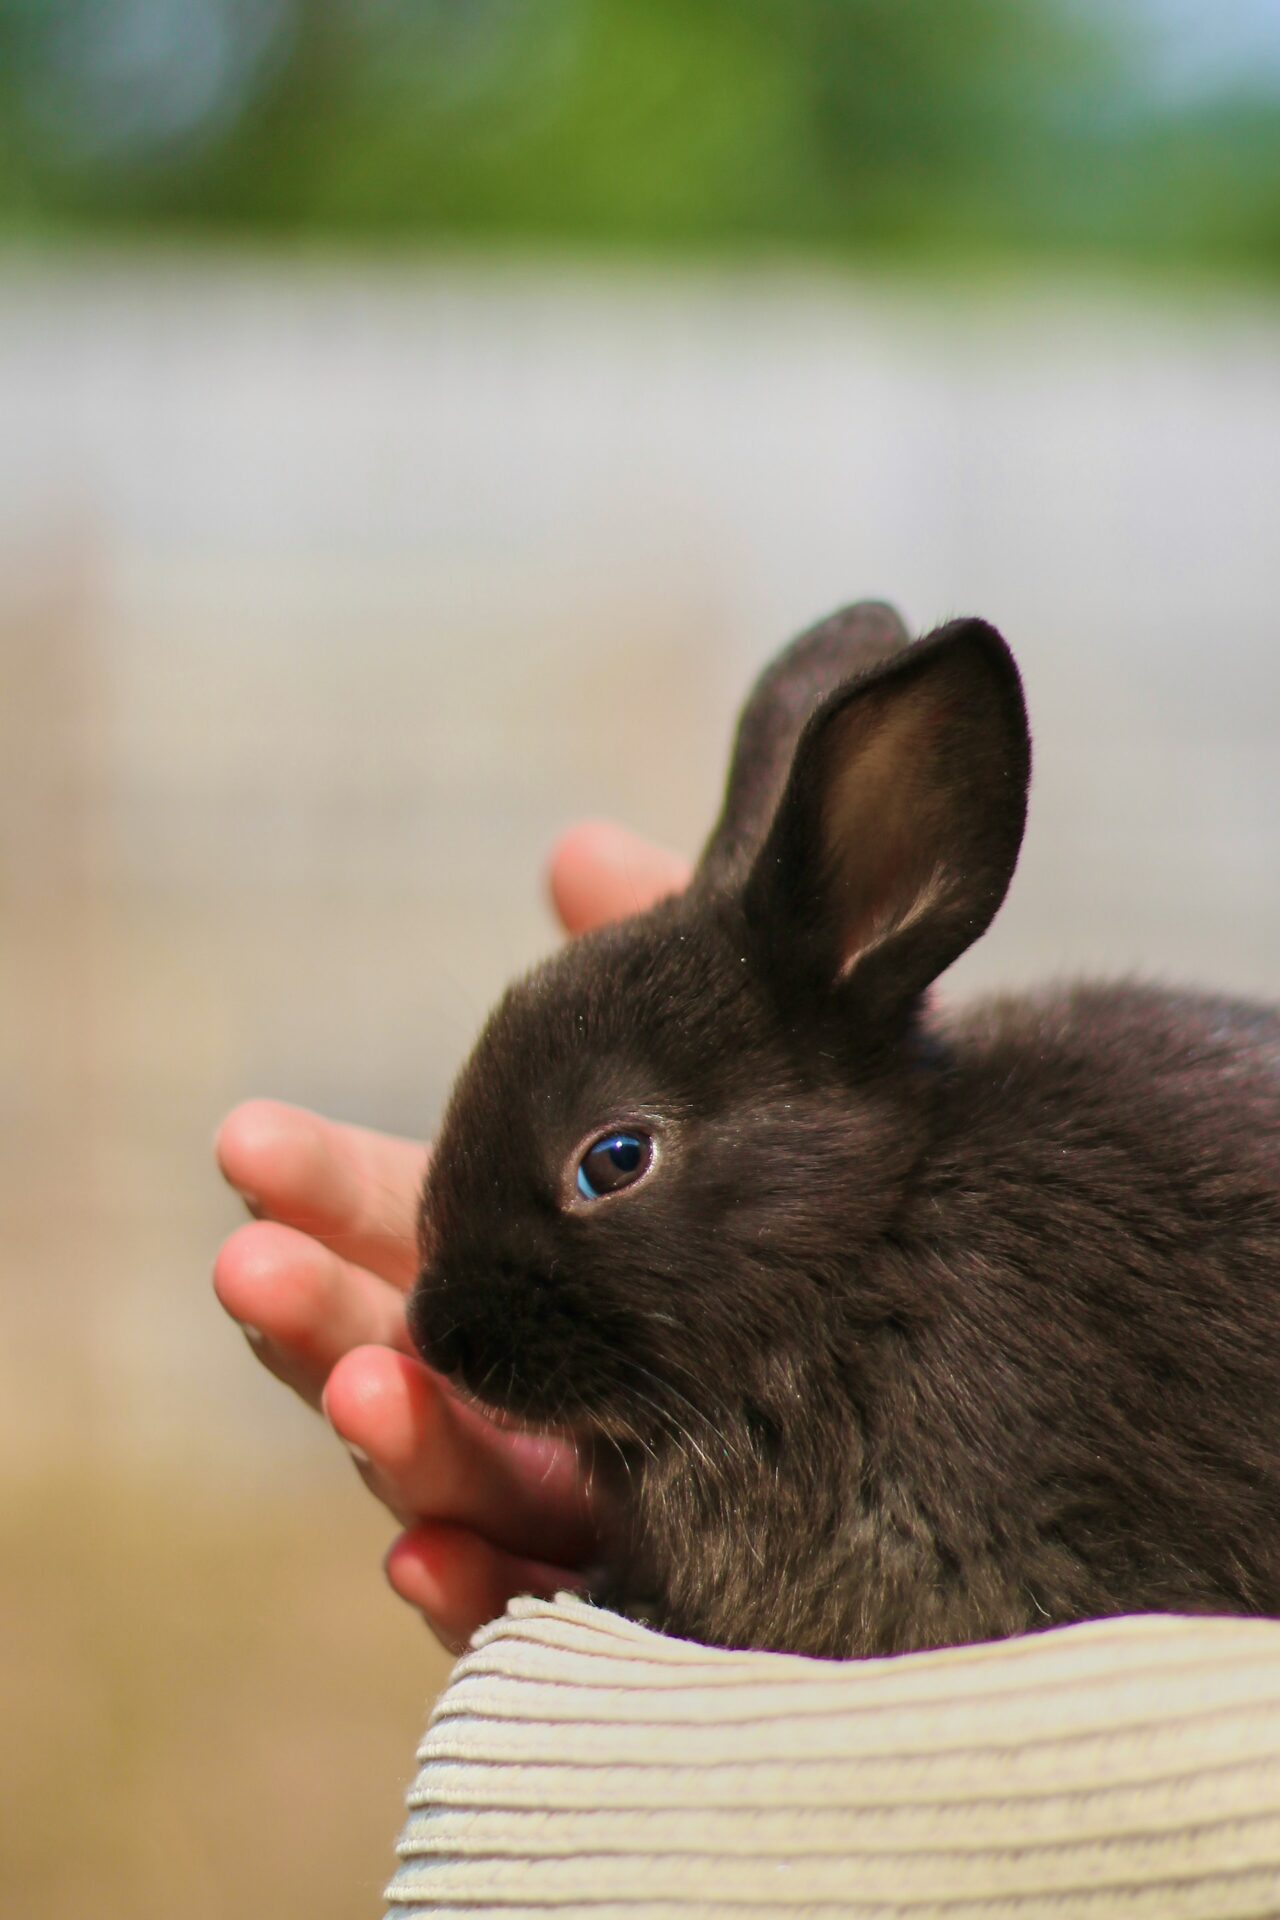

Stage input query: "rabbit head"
[{"left": 408, "top": 604, "right": 1028, "bottom": 1473}]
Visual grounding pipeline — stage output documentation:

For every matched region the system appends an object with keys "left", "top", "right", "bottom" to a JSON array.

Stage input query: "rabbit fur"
[{"left": 409, "top": 603, "right": 1280, "bottom": 1658}]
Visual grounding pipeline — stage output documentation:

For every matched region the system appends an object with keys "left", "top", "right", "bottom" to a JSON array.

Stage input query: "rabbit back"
[{"left": 609, "top": 979, "right": 1280, "bottom": 1659}]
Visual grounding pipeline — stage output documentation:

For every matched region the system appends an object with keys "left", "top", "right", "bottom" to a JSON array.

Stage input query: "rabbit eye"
[{"left": 576, "top": 1131, "right": 653, "bottom": 1201}]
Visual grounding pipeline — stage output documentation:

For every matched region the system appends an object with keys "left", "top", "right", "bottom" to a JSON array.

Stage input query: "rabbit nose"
[
  {"left": 435, "top": 1321, "right": 482, "bottom": 1388},
  {"left": 407, "top": 1282, "right": 486, "bottom": 1389},
  {"left": 407, "top": 1248, "right": 548, "bottom": 1397}
]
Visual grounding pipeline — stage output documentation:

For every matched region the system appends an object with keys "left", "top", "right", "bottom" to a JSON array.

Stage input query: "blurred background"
[{"left": 1, "top": 3, "right": 1278, "bottom": 1916}]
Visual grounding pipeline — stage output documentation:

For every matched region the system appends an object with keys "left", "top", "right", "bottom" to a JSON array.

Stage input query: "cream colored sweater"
[{"left": 385, "top": 1595, "right": 1280, "bottom": 1918}]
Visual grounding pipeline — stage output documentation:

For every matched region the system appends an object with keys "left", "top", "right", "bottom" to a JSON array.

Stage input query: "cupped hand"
[{"left": 213, "top": 822, "right": 690, "bottom": 1652}]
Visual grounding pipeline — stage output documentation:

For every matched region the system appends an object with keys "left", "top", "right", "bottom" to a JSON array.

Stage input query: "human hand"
[{"left": 213, "top": 822, "right": 691, "bottom": 1652}]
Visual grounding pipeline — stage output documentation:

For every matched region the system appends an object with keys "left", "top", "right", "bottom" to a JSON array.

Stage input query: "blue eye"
[{"left": 576, "top": 1131, "right": 653, "bottom": 1201}]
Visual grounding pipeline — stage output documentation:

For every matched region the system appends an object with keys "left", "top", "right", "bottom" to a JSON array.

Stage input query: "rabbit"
[{"left": 407, "top": 602, "right": 1280, "bottom": 1659}]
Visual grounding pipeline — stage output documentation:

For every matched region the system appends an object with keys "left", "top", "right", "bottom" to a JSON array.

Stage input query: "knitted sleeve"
[{"left": 385, "top": 1594, "right": 1280, "bottom": 1919}]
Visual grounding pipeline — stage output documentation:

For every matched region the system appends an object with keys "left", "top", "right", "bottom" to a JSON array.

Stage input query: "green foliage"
[{"left": 0, "top": 0, "right": 1277, "bottom": 268}]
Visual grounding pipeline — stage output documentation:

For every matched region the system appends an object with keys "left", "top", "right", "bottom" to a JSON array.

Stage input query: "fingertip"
[
  {"left": 215, "top": 1098, "right": 314, "bottom": 1197},
  {"left": 384, "top": 1526, "right": 432, "bottom": 1596},
  {"left": 210, "top": 1227, "right": 326, "bottom": 1405},
  {"left": 546, "top": 817, "right": 616, "bottom": 871},
  {"left": 211, "top": 1217, "right": 307, "bottom": 1333},
  {"left": 384, "top": 1523, "right": 584, "bottom": 1655},
  {"left": 384, "top": 1525, "right": 474, "bottom": 1653},
  {"left": 324, "top": 1346, "right": 445, "bottom": 1470},
  {"left": 545, "top": 819, "right": 612, "bottom": 932},
  {"left": 211, "top": 1217, "right": 275, "bottom": 1321},
  {"left": 547, "top": 820, "right": 691, "bottom": 935},
  {"left": 323, "top": 1341, "right": 402, "bottom": 1427}
]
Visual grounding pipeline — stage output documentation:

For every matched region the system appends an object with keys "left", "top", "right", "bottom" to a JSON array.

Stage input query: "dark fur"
[{"left": 409, "top": 604, "right": 1280, "bottom": 1658}]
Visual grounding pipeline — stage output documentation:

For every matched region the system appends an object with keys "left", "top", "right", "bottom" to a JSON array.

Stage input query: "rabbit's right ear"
[
  {"left": 742, "top": 618, "right": 1030, "bottom": 1032},
  {"left": 697, "top": 602, "right": 910, "bottom": 889}
]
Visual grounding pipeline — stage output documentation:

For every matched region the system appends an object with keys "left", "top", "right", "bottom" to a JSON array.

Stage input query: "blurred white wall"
[{"left": 2, "top": 254, "right": 1277, "bottom": 1479}]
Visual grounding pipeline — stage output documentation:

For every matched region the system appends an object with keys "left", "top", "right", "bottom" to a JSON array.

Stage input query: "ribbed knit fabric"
[{"left": 385, "top": 1595, "right": 1280, "bottom": 1918}]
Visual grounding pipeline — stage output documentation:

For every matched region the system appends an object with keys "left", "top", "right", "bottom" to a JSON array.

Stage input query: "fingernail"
[
  {"left": 243, "top": 1325, "right": 267, "bottom": 1351},
  {"left": 347, "top": 1443, "right": 372, "bottom": 1469}
]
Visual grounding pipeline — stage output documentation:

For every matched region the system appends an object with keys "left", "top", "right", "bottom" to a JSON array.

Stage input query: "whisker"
[
  {"left": 624, "top": 1356, "right": 747, "bottom": 1474},
  {"left": 620, "top": 1374, "right": 716, "bottom": 1478}
]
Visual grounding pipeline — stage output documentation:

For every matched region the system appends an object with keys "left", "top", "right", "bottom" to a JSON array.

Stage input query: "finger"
[
  {"left": 213, "top": 1221, "right": 411, "bottom": 1410},
  {"left": 215, "top": 1100, "right": 427, "bottom": 1288},
  {"left": 323, "top": 1347, "right": 595, "bottom": 1566},
  {"left": 547, "top": 821, "right": 691, "bottom": 936},
  {"left": 385, "top": 1522, "right": 586, "bottom": 1656}
]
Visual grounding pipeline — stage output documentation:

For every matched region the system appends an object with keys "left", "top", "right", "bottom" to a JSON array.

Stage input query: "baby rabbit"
[{"left": 409, "top": 603, "right": 1280, "bottom": 1659}]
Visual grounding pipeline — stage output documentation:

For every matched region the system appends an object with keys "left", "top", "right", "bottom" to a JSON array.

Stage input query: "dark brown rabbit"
[{"left": 408, "top": 603, "right": 1280, "bottom": 1659}]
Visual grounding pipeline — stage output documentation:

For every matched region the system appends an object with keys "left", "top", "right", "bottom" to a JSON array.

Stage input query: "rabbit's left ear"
[
  {"left": 697, "top": 602, "right": 910, "bottom": 890},
  {"left": 743, "top": 618, "right": 1030, "bottom": 1029}
]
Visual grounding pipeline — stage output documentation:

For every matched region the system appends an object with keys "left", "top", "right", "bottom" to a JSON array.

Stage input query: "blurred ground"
[
  {"left": 0, "top": 1470, "right": 446, "bottom": 1920},
  {"left": 1, "top": 253, "right": 1278, "bottom": 1918}
]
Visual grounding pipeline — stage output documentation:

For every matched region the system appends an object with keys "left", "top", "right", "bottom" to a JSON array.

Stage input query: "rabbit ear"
[
  {"left": 743, "top": 618, "right": 1030, "bottom": 1029},
  {"left": 697, "top": 602, "right": 910, "bottom": 888}
]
